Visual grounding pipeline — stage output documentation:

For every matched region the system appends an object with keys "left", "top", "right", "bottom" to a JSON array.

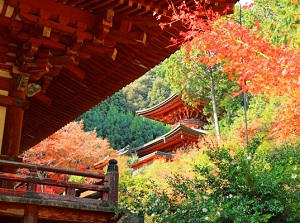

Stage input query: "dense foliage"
[
  {"left": 164, "top": 0, "right": 300, "bottom": 140},
  {"left": 19, "top": 121, "right": 116, "bottom": 193},
  {"left": 77, "top": 72, "right": 171, "bottom": 150},
  {"left": 119, "top": 139, "right": 300, "bottom": 223}
]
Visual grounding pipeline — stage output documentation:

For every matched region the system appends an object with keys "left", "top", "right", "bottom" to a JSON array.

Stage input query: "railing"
[{"left": 0, "top": 159, "right": 119, "bottom": 207}]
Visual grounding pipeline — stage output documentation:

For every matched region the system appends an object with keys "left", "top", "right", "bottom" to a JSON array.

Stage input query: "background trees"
[
  {"left": 19, "top": 121, "right": 116, "bottom": 193},
  {"left": 158, "top": 0, "right": 300, "bottom": 141},
  {"left": 153, "top": 46, "right": 242, "bottom": 140},
  {"left": 21, "top": 121, "right": 115, "bottom": 173},
  {"left": 239, "top": 0, "right": 300, "bottom": 48}
]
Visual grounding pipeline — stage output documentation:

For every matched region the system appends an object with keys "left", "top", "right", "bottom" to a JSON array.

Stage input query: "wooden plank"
[
  {"left": 0, "top": 172, "right": 108, "bottom": 192},
  {"left": 38, "top": 206, "right": 117, "bottom": 222},
  {"left": 0, "top": 201, "right": 121, "bottom": 222},
  {"left": 0, "top": 160, "right": 106, "bottom": 179},
  {"left": 0, "top": 190, "right": 111, "bottom": 210}
]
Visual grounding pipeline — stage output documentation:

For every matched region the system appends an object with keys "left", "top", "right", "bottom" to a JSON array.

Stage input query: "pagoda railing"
[{"left": 0, "top": 159, "right": 119, "bottom": 207}]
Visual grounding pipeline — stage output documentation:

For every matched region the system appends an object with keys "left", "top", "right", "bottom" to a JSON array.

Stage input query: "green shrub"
[{"left": 120, "top": 138, "right": 300, "bottom": 222}]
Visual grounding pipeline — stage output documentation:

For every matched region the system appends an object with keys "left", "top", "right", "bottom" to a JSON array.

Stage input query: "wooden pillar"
[
  {"left": 2, "top": 103, "right": 25, "bottom": 156},
  {"left": 0, "top": 69, "right": 27, "bottom": 188},
  {"left": 0, "top": 69, "right": 11, "bottom": 153},
  {"left": 22, "top": 205, "right": 38, "bottom": 223}
]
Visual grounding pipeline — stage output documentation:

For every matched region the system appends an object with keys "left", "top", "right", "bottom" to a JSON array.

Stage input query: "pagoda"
[{"left": 129, "top": 94, "right": 207, "bottom": 170}]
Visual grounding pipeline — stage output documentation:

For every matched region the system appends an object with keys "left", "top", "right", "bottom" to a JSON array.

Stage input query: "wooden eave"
[
  {"left": 136, "top": 94, "right": 208, "bottom": 124},
  {"left": 131, "top": 151, "right": 173, "bottom": 169},
  {"left": 130, "top": 124, "right": 206, "bottom": 157},
  {"left": 0, "top": 0, "right": 237, "bottom": 153}
]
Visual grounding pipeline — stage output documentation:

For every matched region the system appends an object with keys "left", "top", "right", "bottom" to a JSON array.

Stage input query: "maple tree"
[
  {"left": 153, "top": 45, "right": 242, "bottom": 140},
  {"left": 19, "top": 121, "right": 116, "bottom": 193},
  {"left": 161, "top": 1, "right": 300, "bottom": 139}
]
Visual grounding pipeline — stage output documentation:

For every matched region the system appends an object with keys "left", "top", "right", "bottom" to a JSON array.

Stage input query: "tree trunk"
[{"left": 209, "top": 68, "right": 221, "bottom": 140}]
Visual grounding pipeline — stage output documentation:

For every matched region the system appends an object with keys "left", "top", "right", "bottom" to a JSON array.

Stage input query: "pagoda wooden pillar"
[{"left": 0, "top": 69, "right": 26, "bottom": 188}]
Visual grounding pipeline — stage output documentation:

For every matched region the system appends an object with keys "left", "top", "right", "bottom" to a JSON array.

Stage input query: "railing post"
[
  {"left": 23, "top": 166, "right": 38, "bottom": 223},
  {"left": 27, "top": 166, "right": 38, "bottom": 192},
  {"left": 23, "top": 205, "right": 38, "bottom": 223},
  {"left": 66, "top": 187, "right": 76, "bottom": 196},
  {"left": 104, "top": 159, "right": 119, "bottom": 206}
]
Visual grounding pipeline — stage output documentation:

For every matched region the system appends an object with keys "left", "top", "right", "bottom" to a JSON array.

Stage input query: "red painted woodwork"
[
  {"left": 0, "top": 159, "right": 120, "bottom": 222},
  {"left": 0, "top": 1, "right": 236, "bottom": 220},
  {"left": 137, "top": 94, "right": 207, "bottom": 128},
  {"left": 131, "top": 95, "right": 207, "bottom": 169},
  {"left": 0, "top": 0, "right": 236, "bottom": 154},
  {"left": 131, "top": 124, "right": 205, "bottom": 158},
  {"left": 131, "top": 151, "right": 173, "bottom": 170}
]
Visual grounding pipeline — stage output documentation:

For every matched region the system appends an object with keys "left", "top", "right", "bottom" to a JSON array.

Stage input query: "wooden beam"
[
  {"left": 33, "top": 93, "right": 52, "bottom": 106},
  {"left": 9, "top": 0, "right": 96, "bottom": 28},
  {"left": 0, "top": 201, "right": 121, "bottom": 223},
  {"left": 0, "top": 77, "right": 10, "bottom": 91},
  {"left": 0, "top": 155, "right": 22, "bottom": 162},
  {"left": 0, "top": 172, "right": 108, "bottom": 192},
  {"left": 0, "top": 95, "right": 28, "bottom": 109}
]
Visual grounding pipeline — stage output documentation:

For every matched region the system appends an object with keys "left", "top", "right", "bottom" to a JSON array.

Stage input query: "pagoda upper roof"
[
  {"left": 128, "top": 124, "right": 206, "bottom": 157},
  {"left": 136, "top": 94, "right": 207, "bottom": 125},
  {"left": 0, "top": 0, "right": 237, "bottom": 152}
]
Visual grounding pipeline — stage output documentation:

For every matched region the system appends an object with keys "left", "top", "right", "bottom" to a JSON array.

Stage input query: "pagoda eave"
[{"left": 130, "top": 124, "right": 206, "bottom": 157}]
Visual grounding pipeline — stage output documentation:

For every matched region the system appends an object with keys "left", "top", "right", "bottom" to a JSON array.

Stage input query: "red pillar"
[{"left": 0, "top": 71, "right": 26, "bottom": 188}]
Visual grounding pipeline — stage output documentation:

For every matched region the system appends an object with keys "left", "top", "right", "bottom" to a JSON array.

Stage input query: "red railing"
[{"left": 0, "top": 159, "right": 119, "bottom": 207}]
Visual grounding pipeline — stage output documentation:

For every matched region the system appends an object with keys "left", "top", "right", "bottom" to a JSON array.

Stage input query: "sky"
[{"left": 238, "top": 0, "right": 254, "bottom": 6}]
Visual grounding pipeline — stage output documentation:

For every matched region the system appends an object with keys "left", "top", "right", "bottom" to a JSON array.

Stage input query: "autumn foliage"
[
  {"left": 19, "top": 121, "right": 116, "bottom": 193},
  {"left": 163, "top": 2, "right": 300, "bottom": 139}
]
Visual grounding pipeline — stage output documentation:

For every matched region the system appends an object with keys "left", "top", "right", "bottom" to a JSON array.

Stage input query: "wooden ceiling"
[{"left": 0, "top": 0, "right": 237, "bottom": 153}]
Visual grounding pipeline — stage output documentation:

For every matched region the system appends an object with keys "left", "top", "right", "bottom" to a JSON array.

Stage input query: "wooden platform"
[{"left": 0, "top": 159, "right": 121, "bottom": 223}]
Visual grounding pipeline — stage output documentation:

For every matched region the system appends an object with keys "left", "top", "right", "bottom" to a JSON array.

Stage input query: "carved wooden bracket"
[{"left": 94, "top": 9, "right": 114, "bottom": 44}]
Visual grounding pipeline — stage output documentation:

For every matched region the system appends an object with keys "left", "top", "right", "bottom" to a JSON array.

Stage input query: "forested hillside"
[{"left": 77, "top": 70, "right": 172, "bottom": 150}]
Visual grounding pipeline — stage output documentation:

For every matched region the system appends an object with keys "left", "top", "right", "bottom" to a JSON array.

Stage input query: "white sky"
[{"left": 238, "top": 0, "right": 254, "bottom": 6}]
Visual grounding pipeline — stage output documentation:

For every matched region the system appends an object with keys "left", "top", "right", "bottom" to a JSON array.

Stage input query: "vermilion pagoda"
[
  {"left": 0, "top": 0, "right": 237, "bottom": 222},
  {"left": 129, "top": 94, "right": 207, "bottom": 170}
]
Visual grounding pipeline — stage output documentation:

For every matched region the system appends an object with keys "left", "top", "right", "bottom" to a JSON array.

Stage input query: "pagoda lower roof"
[
  {"left": 131, "top": 151, "right": 173, "bottom": 170},
  {"left": 129, "top": 124, "right": 206, "bottom": 157}
]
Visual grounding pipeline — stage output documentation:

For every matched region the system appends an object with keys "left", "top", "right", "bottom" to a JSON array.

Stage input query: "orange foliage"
[
  {"left": 20, "top": 121, "right": 117, "bottom": 192},
  {"left": 165, "top": 5, "right": 300, "bottom": 140}
]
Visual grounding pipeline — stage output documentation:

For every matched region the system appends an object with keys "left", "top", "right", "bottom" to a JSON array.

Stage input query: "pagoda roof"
[
  {"left": 0, "top": 0, "right": 237, "bottom": 153},
  {"left": 129, "top": 124, "right": 206, "bottom": 157},
  {"left": 131, "top": 151, "right": 173, "bottom": 170},
  {"left": 136, "top": 94, "right": 207, "bottom": 125}
]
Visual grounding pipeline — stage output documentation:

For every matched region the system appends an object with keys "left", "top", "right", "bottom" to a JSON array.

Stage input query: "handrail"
[
  {"left": 0, "top": 159, "right": 106, "bottom": 179},
  {"left": 0, "top": 159, "right": 119, "bottom": 206}
]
